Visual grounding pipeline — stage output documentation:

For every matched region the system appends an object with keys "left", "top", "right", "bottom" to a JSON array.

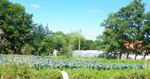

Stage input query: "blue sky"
[{"left": 9, "top": 0, "right": 150, "bottom": 41}]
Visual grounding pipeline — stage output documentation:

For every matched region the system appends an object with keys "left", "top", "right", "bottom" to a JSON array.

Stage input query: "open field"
[{"left": 0, "top": 54, "right": 150, "bottom": 79}]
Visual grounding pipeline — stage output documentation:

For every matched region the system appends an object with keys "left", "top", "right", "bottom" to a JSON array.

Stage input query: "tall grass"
[
  {"left": 0, "top": 63, "right": 62, "bottom": 79},
  {"left": 64, "top": 67, "right": 150, "bottom": 79}
]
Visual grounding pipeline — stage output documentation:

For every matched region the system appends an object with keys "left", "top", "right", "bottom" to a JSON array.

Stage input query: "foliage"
[
  {"left": 36, "top": 36, "right": 55, "bottom": 56},
  {"left": 73, "top": 37, "right": 86, "bottom": 50},
  {"left": 0, "top": 63, "right": 62, "bottom": 79},
  {"left": 31, "top": 24, "right": 52, "bottom": 54},
  {"left": 60, "top": 44, "right": 71, "bottom": 54},
  {"left": 67, "top": 32, "right": 85, "bottom": 45},
  {"left": 21, "top": 44, "right": 35, "bottom": 55},
  {"left": 82, "top": 40, "right": 93, "bottom": 50},
  {"left": 0, "top": 37, "right": 13, "bottom": 54},
  {"left": 0, "top": 63, "right": 31, "bottom": 79},
  {"left": 100, "top": 0, "right": 150, "bottom": 59},
  {"left": 52, "top": 31, "right": 67, "bottom": 51},
  {"left": 90, "top": 35, "right": 103, "bottom": 50},
  {"left": 56, "top": 52, "right": 61, "bottom": 56},
  {"left": 0, "top": 0, "right": 34, "bottom": 54},
  {"left": 65, "top": 67, "right": 150, "bottom": 79}
]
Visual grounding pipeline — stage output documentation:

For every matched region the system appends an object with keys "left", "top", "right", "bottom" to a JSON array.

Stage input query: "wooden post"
[{"left": 78, "top": 29, "right": 81, "bottom": 50}]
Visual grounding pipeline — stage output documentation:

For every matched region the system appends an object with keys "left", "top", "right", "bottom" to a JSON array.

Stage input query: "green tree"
[
  {"left": 100, "top": 0, "right": 148, "bottom": 59},
  {"left": 36, "top": 36, "right": 55, "bottom": 56},
  {"left": 0, "top": 0, "right": 34, "bottom": 54},
  {"left": 52, "top": 31, "right": 67, "bottom": 51},
  {"left": 100, "top": 12, "right": 126, "bottom": 59},
  {"left": 143, "top": 11, "right": 150, "bottom": 56},
  {"left": 31, "top": 24, "right": 52, "bottom": 54},
  {"left": 115, "top": 0, "right": 146, "bottom": 59},
  {"left": 82, "top": 40, "right": 93, "bottom": 50},
  {"left": 67, "top": 32, "right": 85, "bottom": 45}
]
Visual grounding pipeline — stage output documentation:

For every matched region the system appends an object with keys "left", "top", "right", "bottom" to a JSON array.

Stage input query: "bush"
[
  {"left": 21, "top": 44, "right": 35, "bottom": 55},
  {"left": 60, "top": 44, "right": 71, "bottom": 54},
  {"left": 0, "top": 63, "right": 31, "bottom": 79},
  {"left": 57, "top": 52, "right": 62, "bottom": 56},
  {"left": 0, "top": 38, "right": 13, "bottom": 54},
  {"left": 60, "top": 44, "right": 72, "bottom": 58},
  {"left": 65, "top": 51, "right": 73, "bottom": 58}
]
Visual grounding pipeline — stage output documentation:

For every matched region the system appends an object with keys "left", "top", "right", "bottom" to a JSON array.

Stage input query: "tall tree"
[
  {"left": 100, "top": 12, "right": 127, "bottom": 58},
  {"left": 31, "top": 24, "right": 52, "bottom": 53},
  {"left": 143, "top": 11, "right": 150, "bottom": 56},
  {"left": 114, "top": 0, "right": 146, "bottom": 59},
  {"left": 52, "top": 31, "right": 67, "bottom": 51},
  {"left": 36, "top": 36, "right": 55, "bottom": 55},
  {"left": 0, "top": 0, "right": 34, "bottom": 54},
  {"left": 100, "top": 0, "right": 148, "bottom": 59}
]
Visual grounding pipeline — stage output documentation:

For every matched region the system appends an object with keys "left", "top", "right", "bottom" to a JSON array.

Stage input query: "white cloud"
[
  {"left": 92, "top": 9, "right": 99, "bottom": 13},
  {"left": 30, "top": 4, "right": 40, "bottom": 8}
]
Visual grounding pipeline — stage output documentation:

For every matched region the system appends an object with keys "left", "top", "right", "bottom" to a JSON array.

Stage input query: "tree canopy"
[
  {"left": 100, "top": 0, "right": 150, "bottom": 59},
  {"left": 0, "top": 0, "right": 34, "bottom": 54}
]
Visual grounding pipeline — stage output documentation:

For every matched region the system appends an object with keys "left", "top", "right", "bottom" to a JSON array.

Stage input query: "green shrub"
[
  {"left": 0, "top": 63, "right": 31, "bottom": 79},
  {"left": 57, "top": 52, "right": 62, "bottom": 56},
  {"left": 31, "top": 67, "right": 62, "bottom": 79},
  {"left": 21, "top": 44, "right": 35, "bottom": 55},
  {"left": 60, "top": 44, "right": 72, "bottom": 54}
]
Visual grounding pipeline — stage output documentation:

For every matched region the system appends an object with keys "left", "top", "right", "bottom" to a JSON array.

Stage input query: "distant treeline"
[
  {"left": 0, "top": 0, "right": 101, "bottom": 55},
  {"left": 0, "top": 0, "right": 150, "bottom": 57}
]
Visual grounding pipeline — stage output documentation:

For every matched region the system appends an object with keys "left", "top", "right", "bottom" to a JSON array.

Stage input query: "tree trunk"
[
  {"left": 127, "top": 52, "right": 129, "bottom": 59},
  {"left": 135, "top": 50, "right": 138, "bottom": 60},
  {"left": 135, "top": 54, "right": 137, "bottom": 60},
  {"left": 144, "top": 47, "right": 147, "bottom": 59},
  {"left": 16, "top": 44, "right": 22, "bottom": 54},
  {"left": 103, "top": 52, "right": 104, "bottom": 58},
  {"left": 119, "top": 53, "right": 122, "bottom": 60},
  {"left": 114, "top": 52, "right": 116, "bottom": 59},
  {"left": 127, "top": 42, "right": 130, "bottom": 59},
  {"left": 107, "top": 52, "right": 109, "bottom": 60}
]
